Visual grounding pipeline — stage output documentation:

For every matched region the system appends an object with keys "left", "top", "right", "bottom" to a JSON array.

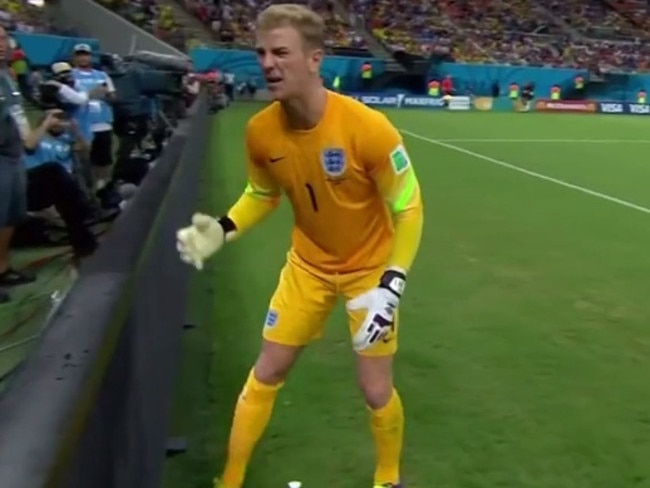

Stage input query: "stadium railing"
[{"left": 0, "top": 93, "right": 210, "bottom": 488}]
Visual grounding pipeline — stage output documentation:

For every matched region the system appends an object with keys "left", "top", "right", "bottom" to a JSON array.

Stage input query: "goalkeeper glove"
[
  {"left": 346, "top": 269, "right": 406, "bottom": 352},
  {"left": 176, "top": 213, "right": 235, "bottom": 270}
]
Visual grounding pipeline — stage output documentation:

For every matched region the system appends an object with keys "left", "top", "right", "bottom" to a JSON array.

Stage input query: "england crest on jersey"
[{"left": 321, "top": 148, "right": 346, "bottom": 177}]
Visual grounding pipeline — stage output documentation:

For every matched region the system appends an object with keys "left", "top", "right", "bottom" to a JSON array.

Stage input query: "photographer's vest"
[
  {"left": 24, "top": 133, "right": 75, "bottom": 173},
  {"left": 574, "top": 76, "right": 584, "bottom": 90},
  {"left": 551, "top": 85, "right": 561, "bottom": 100},
  {"left": 428, "top": 80, "right": 440, "bottom": 96},
  {"left": 508, "top": 83, "right": 518, "bottom": 99},
  {"left": 72, "top": 68, "right": 114, "bottom": 131},
  {"left": 638, "top": 90, "right": 647, "bottom": 104},
  {"left": 361, "top": 63, "right": 372, "bottom": 80}
]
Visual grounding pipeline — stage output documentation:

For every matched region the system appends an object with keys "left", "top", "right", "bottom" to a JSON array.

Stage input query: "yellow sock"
[
  {"left": 220, "top": 369, "right": 282, "bottom": 487},
  {"left": 369, "top": 389, "right": 404, "bottom": 485}
]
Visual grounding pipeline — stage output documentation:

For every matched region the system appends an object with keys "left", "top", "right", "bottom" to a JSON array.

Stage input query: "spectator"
[
  {"left": 43, "top": 63, "right": 90, "bottom": 115},
  {"left": 71, "top": 43, "right": 116, "bottom": 193},
  {"left": 96, "top": 0, "right": 191, "bottom": 51},
  {"left": 182, "top": 0, "right": 366, "bottom": 52},
  {"left": 23, "top": 109, "right": 98, "bottom": 262},
  {"left": 39, "top": 61, "right": 95, "bottom": 197},
  {"left": 342, "top": 0, "right": 650, "bottom": 72},
  {"left": 0, "top": 25, "right": 35, "bottom": 303},
  {"left": 8, "top": 39, "right": 31, "bottom": 101},
  {"left": 100, "top": 0, "right": 650, "bottom": 72}
]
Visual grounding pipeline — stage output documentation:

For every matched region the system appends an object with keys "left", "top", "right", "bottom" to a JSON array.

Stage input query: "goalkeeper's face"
[{"left": 256, "top": 26, "right": 322, "bottom": 101}]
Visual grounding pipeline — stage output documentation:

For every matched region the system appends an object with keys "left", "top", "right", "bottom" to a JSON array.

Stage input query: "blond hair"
[{"left": 256, "top": 3, "right": 325, "bottom": 49}]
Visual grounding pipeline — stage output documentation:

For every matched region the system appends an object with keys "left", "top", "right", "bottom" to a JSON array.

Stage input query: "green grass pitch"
[{"left": 162, "top": 105, "right": 650, "bottom": 488}]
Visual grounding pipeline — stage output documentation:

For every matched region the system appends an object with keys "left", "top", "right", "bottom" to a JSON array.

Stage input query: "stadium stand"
[
  {"left": 182, "top": 0, "right": 367, "bottom": 54},
  {"left": 0, "top": 0, "right": 54, "bottom": 33},
  {"left": 604, "top": 0, "right": 650, "bottom": 30},
  {"left": 351, "top": 0, "right": 459, "bottom": 58},
  {"left": 93, "top": 0, "right": 190, "bottom": 51},
  {"left": 90, "top": 0, "right": 648, "bottom": 72},
  {"left": 538, "top": 0, "right": 645, "bottom": 40}
]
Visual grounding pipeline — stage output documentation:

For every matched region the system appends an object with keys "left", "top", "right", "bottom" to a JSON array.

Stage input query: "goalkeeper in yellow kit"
[{"left": 176, "top": 4, "right": 423, "bottom": 487}]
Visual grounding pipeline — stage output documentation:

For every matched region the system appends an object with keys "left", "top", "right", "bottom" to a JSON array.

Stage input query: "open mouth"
[{"left": 266, "top": 76, "right": 282, "bottom": 85}]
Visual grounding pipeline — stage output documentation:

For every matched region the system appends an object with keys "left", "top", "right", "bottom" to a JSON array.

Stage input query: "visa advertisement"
[
  {"left": 597, "top": 102, "right": 650, "bottom": 115},
  {"left": 347, "top": 93, "right": 471, "bottom": 110}
]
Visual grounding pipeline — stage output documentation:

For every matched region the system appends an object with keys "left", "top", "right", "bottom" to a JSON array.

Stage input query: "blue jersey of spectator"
[
  {"left": 65, "top": 101, "right": 93, "bottom": 142},
  {"left": 72, "top": 66, "right": 114, "bottom": 130},
  {"left": 25, "top": 131, "right": 75, "bottom": 173},
  {"left": 49, "top": 62, "right": 95, "bottom": 142}
]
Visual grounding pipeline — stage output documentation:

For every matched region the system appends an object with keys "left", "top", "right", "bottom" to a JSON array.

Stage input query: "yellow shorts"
[{"left": 262, "top": 257, "right": 398, "bottom": 356}]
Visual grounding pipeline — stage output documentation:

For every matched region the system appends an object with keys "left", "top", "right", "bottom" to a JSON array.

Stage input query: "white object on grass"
[{"left": 288, "top": 482, "right": 302, "bottom": 488}]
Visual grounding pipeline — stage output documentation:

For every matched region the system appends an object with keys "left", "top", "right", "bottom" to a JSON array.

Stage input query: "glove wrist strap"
[
  {"left": 218, "top": 216, "right": 237, "bottom": 233},
  {"left": 217, "top": 216, "right": 238, "bottom": 242},
  {"left": 379, "top": 269, "right": 406, "bottom": 298}
]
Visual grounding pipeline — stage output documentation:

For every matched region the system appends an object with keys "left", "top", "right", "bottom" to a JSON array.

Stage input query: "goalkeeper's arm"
[
  {"left": 221, "top": 122, "right": 282, "bottom": 240},
  {"left": 220, "top": 183, "right": 281, "bottom": 241},
  {"left": 361, "top": 112, "right": 423, "bottom": 274},
  {"left": 176, "top": 185, "right": 279, "bottom": 270},
  {"left": 384, "top": 168, "right": 423, "bottom": 273},
  {"left": 176, "top": 125, "right": 281, "bottom": 269}
]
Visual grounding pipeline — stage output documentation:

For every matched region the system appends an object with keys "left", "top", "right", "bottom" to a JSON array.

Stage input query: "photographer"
[
  {"left": 71, "top": 44, "right": 116, "bottom": 192},
  {"left": 0, "top": 25, "right": 35, "bottom": 303},
  {"left": 520, "top": 82, "right": 535, "bottom": 112},
  {"left": 23, "top": 109, "right": 97, "bottom": 261},
  {"left": 41, "top": 61, "right": 107, "bottom": 203},
  {"left": 42, "top": 61, "right": 108, "bottom": 145}
]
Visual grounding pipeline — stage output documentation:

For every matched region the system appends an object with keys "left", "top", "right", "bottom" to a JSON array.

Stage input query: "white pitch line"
[
  {"left": 401, "top": 129, "right": 650, "bottom": 216},
  {"left": 435, "top": 139, "right": 650, "bottom": 143}
]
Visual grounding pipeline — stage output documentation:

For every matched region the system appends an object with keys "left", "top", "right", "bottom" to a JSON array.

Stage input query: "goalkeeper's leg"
[
  {"left": 218, "top": 341, "right": 303, "bottom": 488},
  {"left": 218, "top": 259, "right": 336, "bottom": 487},
  {"left": 346, "top": 269, "right": 403, "bottom": 487},
  {"left": 358, "top": 353, "right": 403, "bottom": 487}
]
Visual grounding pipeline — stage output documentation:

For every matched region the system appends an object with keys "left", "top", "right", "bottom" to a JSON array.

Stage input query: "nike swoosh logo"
[{"left": 269, "top": 156, "right": 285, "bottom": 163}]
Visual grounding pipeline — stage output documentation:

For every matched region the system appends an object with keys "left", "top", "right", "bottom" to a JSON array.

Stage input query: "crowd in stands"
[
  {"left": 183, "top": 0, "right": 366, "bottom": 52},
  {"left": 96, "top": 0, "right": 191, "bottom": 51},
  {"left": 5, "top": 0, "right": 650, "bottom": 77},
  {"left": 56, "top": 0, "right": 647, "bottom": 73},
  {"left": 0, "top": 0, "right": 53, "bottom": 33},
  {"left": 350, "top": 0, "right": 455, "bottom": 56},
  {"left": 540, "top": 0, "right": 644, "bottom": 40},
  {"left": 357, "top": 0, "right": 650, "bottom": 72},
  {"left": 605, "top": 0, "right": 650, "bottom": 31}
]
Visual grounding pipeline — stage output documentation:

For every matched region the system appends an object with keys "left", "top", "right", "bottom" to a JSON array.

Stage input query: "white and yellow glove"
[
  {"left": 346, "top": 269, "right": 406, "bottom": 351},
  {"left": 176, "top": 213, "right": 234, "bottom": 270}
]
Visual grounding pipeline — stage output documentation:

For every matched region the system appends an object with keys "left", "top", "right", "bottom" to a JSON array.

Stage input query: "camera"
[
  {"left": 104, "top": 51, "right": 189, "bottom": 119},
  {"left": 38, "top": 62, "right": 76, "bottom": 111}
]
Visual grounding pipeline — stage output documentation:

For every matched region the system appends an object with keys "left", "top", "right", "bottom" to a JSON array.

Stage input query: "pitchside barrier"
[
  {"left": 351, "top": 95, "right": 650, "bottom": 114},
  {"left": 0, "top": 94, "right": 210, "bottom": 488}
]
